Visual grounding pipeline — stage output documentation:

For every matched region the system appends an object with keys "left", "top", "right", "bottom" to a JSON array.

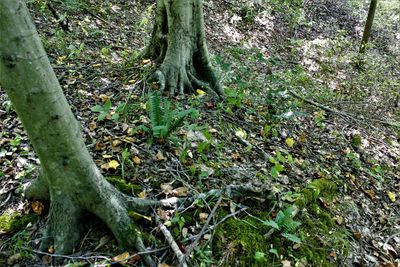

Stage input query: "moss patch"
[
  {"left": 105, "top": 176, "right": 142, "bottom": 195},
  {"left": 213, "top": 212, "right": 272, "bottom": 266},
  {"left": 213, "top": 179, "right": 349, "bottom": 266},
  {"left": 0, "top": 209, "right": 37, "bottom": 234}
]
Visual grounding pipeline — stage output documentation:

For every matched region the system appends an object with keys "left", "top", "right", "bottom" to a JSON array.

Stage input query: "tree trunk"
[
  {"left": 359, "top": 0, "right": 378, "bottom": 53},
  {"left": 142, "top": 0, "right": 223, "bottom": 96},
  {"left": 0, "top": 1, "right": 156, "bottom": 265}
]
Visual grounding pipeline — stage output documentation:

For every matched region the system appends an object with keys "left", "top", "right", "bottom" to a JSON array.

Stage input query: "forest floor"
[{"left": 1, "top": 0, "right": 399, "bottom": 266}]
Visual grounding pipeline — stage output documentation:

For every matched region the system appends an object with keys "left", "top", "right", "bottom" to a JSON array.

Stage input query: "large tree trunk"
[
  {"left": 142, "top": 0, "right": 223, "bottom": 96},
  {"left": 0, "top": 1, "right": 156, "bottom": 265}
]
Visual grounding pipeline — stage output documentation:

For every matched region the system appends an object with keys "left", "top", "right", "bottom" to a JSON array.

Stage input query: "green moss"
[
  {"left": 213, "top": 212, "right": 272, "bottom": 266},
  {"left": 213, "top": 179, "right": 349, "bottom": 266},
  {"left": 0, "top": 209, "right": 37, "bottom": 234},
  {"left": 106, "top": 176, "right": 141, "bottom": 195}
]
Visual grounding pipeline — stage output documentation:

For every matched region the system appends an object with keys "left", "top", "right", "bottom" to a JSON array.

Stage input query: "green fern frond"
[{"left": 149, "top": 91, "right": 162, "bottom": 127}]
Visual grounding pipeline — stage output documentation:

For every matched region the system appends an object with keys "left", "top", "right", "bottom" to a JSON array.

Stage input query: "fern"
[
  {"left": 149, "top": 91, "right": 162, "bottom": 127},
  {"left": 147, "top": 91, "right": 197, "bottom": 140}
]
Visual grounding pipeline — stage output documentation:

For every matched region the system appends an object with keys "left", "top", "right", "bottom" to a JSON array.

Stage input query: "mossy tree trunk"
[
  {"left": 359, "top": 0, "right": 378, "bottom": 53},
  {"left": 142, "top": 0, "right": 223, "bottom": 96},
  {"left": 0, "top": 1, "right": 157, "bottom": 265}
]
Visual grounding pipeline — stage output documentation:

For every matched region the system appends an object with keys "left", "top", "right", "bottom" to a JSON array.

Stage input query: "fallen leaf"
[
  {"left": 112, "top": 252, "right": 130, "bottom": 263},
  {"left": 353, "top": 231, "right": 361, "bottom": 240},
  {"left": 199, "top": 213, "right": 209, "bottom": 223},
  {"left": 158, "top": 263, "right": 171, "bottom": 267},
  {"left": 235, "top": 128, "right": 247, "bottom": 139},
  {"left": 102, "top": 154, "right": 113, "bottom": 159},
  {"left": 138, "top": 191, "right": 147, "bottom": 199},
  {"left": 173, "top": 187, "right": 188, "bottom": 197},
  {"left": 108, "top": 160, "right": 120, "bottom": 170},
  {"left": 161, "top": 184, "right": 173, "bottom": 194},
  {"left": 88, "top": 121, "right": 97, "bottom": 131},
  {"left": 132, "top": 156, "right": 141, "bottom": 165},
  {"left": 32, "top": 201, "right": 44, "bottom": 215},
  {"left": 285, "top": 138, "right": 295, "bottom": 148},
  {"left": 196, "top": 89, "right": 206, "bottom": 96},
  {"left": 386, "top": 191, "right": 396, "bottom": 202},
  {"left": 281, "top": 260, "right": 292, "bottom": 267},
  {"left": 128, "top": 211, "right": 152, "bottom": 222},
  {"left": 154, "top": 151, "right": 166, "bottom": 161},
  {"left": 7, "top": 253, "right": 21, "bottom": 265},
  {"left": 48, "top": 246, "right": 54, "bottom": 254},
  {"left": 99, "top": 94, "right": 109, "bottom": 103}
]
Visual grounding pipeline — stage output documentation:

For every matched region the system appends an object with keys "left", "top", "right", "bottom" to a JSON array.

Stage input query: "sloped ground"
[{"left": 1, "top": 0, "right": 399, "bottom": 266}]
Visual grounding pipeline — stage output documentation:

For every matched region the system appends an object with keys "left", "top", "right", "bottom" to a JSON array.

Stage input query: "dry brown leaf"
[
  {"left": 88, "top": 121, "right": 97, "bottom": 131},
  {"left": 281, "top": 260, "right": 292, "bottom": 267},
  {"left": 199, "top": 212, "right": 209, "bottom": 223},
  {"left": 155, "top": 151, "right": 166, "bottom": 161},
  {"left": 158, "top": 263, "right": 171, "bottom": 267},
  {"left": 161, "top": 184, "right": 173, "bottom": 194},
  {"left": 173, "top": 186, "right": 188, "bottom": 197},
  {"left": 99, "top": 94, "right": 109, "bottom": 103}
]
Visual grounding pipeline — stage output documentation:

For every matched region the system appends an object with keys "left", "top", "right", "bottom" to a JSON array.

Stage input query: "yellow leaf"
[
  {"left": 112, "top": 252, "right": 130, "bottom": 263},
  {"left": 108, "top": 160, "right": 120, "bottom": 170},
  {"left": 196, "top": 89, "right": 206, "bottom": 95},
  {"left": 128, "top": 211, "right": 152, "bottom": 222},
  {"left": 387, "top": 191, "right": 396, "bottom": 202},
  {"left": 142, "top": 59, "right": 151, "bottom": 64},
  {"left": 138, "top": 191, "right": 147, "bottom": 199},
  {"left": 102, "top": 154, "right": 112, "bottom": 159},
  {"left": 132, "top": 156, "right": 141, "bottom": 165},
  {"left": 285, "top": 138, "right": 295, "bottom": 148},
  {"left": 32, "top": 201, "right": 45, "bottom": 215}
]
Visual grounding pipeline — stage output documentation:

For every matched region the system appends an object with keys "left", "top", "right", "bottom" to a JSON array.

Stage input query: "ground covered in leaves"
[{"left": 1, "top": 0, "right": 399, "bottom": 266}]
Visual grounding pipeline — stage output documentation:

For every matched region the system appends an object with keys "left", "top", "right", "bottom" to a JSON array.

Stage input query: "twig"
[
  {"left": 183, "top": 197, "right": 223, "bottom": 265},
  {"left": 25, "top": 246, "right": 167, "bottom": 264},
  {"left": 289, "top": 89, "right": 400, "bottom": 128},
  {"left": 383, "top": 232, "right": 400, "bottom": 248},
  {"left": 0, "top": 192, "right": 12, "bottom": 208},
  {"left": 155, "top": 217, "right": 187, "bottom": 267}
]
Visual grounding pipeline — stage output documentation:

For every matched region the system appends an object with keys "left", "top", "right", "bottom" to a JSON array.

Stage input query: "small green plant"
[
  {"left": 263, "top": 205, "right": 302, "bottom": 243},
  {"left": 11, "top": 230, "right": 31, "bottom": 257},
  {"left": 268, "top": 149, "right": 293, "bottom": 178},
  {"left": 10, "top": 135, "right": 22, "bottom": 147},
  {"left": 148, "top": 91, "right": 197, "bottom": 141},
  {"left": 225, "top": 87, "right": 245, "bottom": 110},
  {"left": 91, "top": 98, "right": 126, "bottom": 121}
]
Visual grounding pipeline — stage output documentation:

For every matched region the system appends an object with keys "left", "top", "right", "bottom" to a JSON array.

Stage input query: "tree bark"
[
  {"left": 142, "top": 0, "right": 223, "bottom": 96},
  {"left": 359, "top": 0, "right": 378, "bottom": 53},
  {"left": 0, "top": 1, "right": 155, "bottom": 265}
]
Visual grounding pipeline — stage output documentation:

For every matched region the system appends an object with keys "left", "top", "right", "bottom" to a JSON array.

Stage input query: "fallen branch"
[
  {"left": 289, "top": 89, "right": 400, "bottom": 128},
  {"left": 155, "top": 216, "right": 187, "bottom": 267}
]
